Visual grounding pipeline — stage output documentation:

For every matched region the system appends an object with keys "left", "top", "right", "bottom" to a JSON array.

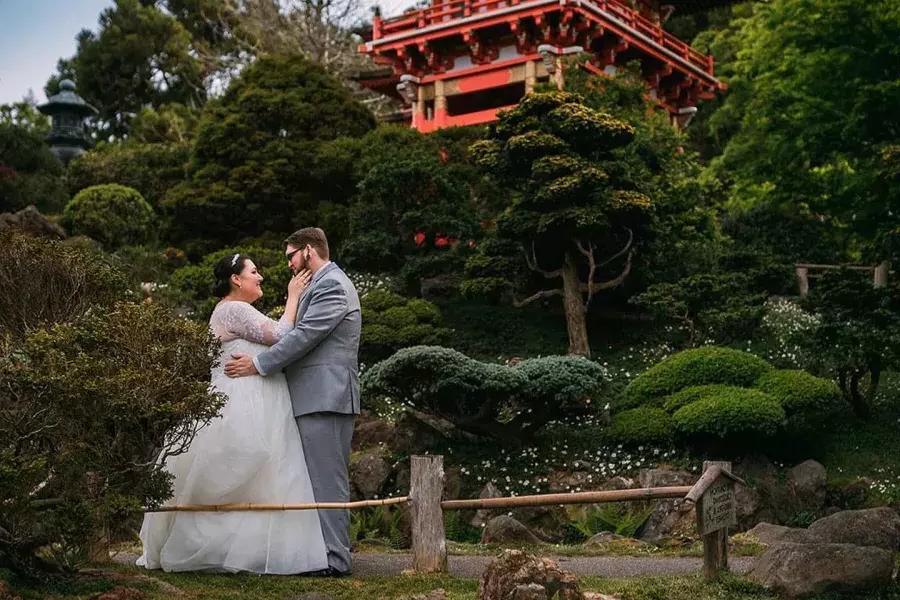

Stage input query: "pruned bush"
[
  {"left": 754, "top": 369, "right": 842, "bottom": 430},
  {"left": 361, "top": 290, "right": 451, "bottom": 363},
  {"left": 63, "top": 184, "right": 155, "bottom": 249},
  {"left": 605, "top": 408, "right": 673, "bottom": 447},
  {"left": 361, "top": 346, "right": 606, "bottom": 441},
  {"left": 165, "top": 246, "right": 291, "bottom": 320},
  {"left": 620, "top": 346, "right": 773, "bottom": 409},
  {"left": 0, "top": 301, "right": 223, "bottom": 574},
  {"left": 0, "top": 232, "right": 127, "bottom": 339},
  {"left": 672, "top": 388, "right": 785, "bottom": 448},
  {"left": 662, "top": 384, "right": 742, "bottom": 414}
]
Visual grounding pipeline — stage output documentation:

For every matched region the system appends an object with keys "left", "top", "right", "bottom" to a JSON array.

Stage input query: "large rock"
[
  {"left": 745, "top": 522, "right": 815, "bottom": 545},
  {"left": 479, "top": 550, "right": 584, "bottom": 600},
  {"left": 806, "top": 507, "right": 900, "bottom": 551},
  {"left": 349, "top": 448, "right": 391, "bottom": 499},
  {"left": 0, "top": 205, "right": 66, "bottom": 239},
  {"left": 546, "top": 470, "right": 592, "bottom": 494},
  {"left": 471, "top": 482, "right": 504, "bottom": 528},
  {"left": 787, "top": 460, "right": 827, "bottom": 513},
  {"left": 352, "top": 411, "right": 398, "bottom": 451},
  {"left": 395, "top": 409, "right": 478, "bottom": 454},
  {"left": 481, "top": 516, "right": 542, "bottom": 545},
  {"left": 637, "top": 467, "right": 694, "bottom": 489},
  {"left": 749, "top": 542, "right": 895, "bottom": 598}
]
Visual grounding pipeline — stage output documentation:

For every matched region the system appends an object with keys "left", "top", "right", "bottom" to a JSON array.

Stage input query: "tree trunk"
[
  {"left": 848, "top": 371, "right": 871, "bottom": 419},
  {"left": 562, "top": 250, "right": 590, "bottom": 357}
]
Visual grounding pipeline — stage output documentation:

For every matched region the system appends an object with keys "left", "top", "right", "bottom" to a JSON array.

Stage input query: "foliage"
[
  {"left": 754, "top": 369, "right": 843, "bottom": 431},
  {"left": 360, "top": 289, "right": 452, "bottom": 364},
  {"left": 0, "top": 121, "right": 68, "bottom": 214},
  {"left": 671, "top": 388, "right": 786, "bottom": 449},
  {"left": 66, "top": 142, "right": 190, "bottom": 209},
  {"left": 0, "top": 301, "right": 223, "bottom": 574},
  {"left": 799, "top": 271, "right": 900, "bottom": 418},
  {"left": 163, "top": 55, "right": 375, "bottom": 250},
  {"left": 661, "top": 384, "right": 738, "bottom": 414},
  {"left": 465, "top": 90, "right": 649, "bottom": 357},
  {"left": 0, "top": 232, "right": 127, "bottom": 339},
  {"left": 165, "top": 246, "right": 292, "bottom": 320},
  {"left": 571, "top": 502, "right": 655, "bottom": 539},
  {"left": 605, "top": 408, "right": 673, "bottom": 447},
  {"left": 63, "top": 184, "right": 155, "bottom": 249},
  {"left": 361, "top": 346, "right": 606, "bottom": 442},
  {"left": 46, "top": 0, "right": 205, "bottom": 138},
  {"left": 703, "top": 0, "right": 900, "bottom": 264},
  {"left": 620, "top": 346, "right": 773, "bottom": 409},
  {"left": 632, "top": 251, "right": 793, "bottom": 345},
  {"left": 349, "top": 505, "right": 407, "bottom": 549}
]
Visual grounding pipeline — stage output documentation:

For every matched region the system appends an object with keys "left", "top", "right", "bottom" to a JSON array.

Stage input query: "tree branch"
[
  {"left": 599, "top": 227, "right": 634, "bottom": 267},
  {"left": 580, "top": 248, "right": 635, "bottom": 293},
  {"left": 576, "top": 239, "right": 598, "bottom": 309},
  {"left": 523, "top": 242, "right": 563, "bottom": 279},
  {"left": 513, "top": 288, "right": 563, "bottom": 307}
]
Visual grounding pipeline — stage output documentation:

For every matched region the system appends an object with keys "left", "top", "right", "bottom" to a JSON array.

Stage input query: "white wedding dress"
[{"left": 137, "top": 300, "right": 328, "bottom": 574}]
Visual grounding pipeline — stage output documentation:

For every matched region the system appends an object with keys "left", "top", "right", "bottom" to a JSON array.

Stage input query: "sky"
[{"left": 0, "top": 0, "right": 112, "bottom": 105}]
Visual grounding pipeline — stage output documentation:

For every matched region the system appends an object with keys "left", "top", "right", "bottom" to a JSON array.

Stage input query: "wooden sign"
[{"left": 700, "top": 478, "right": 736, "bottom": 535}]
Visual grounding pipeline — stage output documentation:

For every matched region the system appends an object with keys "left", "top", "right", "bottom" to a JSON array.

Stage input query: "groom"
[{"left": 224, "top": 227, "right": 361, "bottom": 577}]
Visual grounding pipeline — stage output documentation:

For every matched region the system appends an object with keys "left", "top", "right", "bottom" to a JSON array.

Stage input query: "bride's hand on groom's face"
[
  {"left": 224, "top": 353, "right": 258, "bottom": 378},
  {"left": 288, "top": 269, "right": 312, "bottom": 297}
]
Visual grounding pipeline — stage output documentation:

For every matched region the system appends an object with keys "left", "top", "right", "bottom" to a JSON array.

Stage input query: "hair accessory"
[{"left": 230, "top": 253, "right": 240, "bottom": 267}]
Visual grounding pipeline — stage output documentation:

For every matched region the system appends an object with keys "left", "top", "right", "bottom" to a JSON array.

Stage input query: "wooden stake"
[
  {"left": 410, "top": 455, "right": 447, "bottom": 573},
  {"left": 796, "top": 266, "right": 809, "bottom": 297},
  {"left": 697, "top": 460, "right": 731, "bottom": 581},
  {"left": 874, "top": 261, "right": 890, "bottom": 288}
]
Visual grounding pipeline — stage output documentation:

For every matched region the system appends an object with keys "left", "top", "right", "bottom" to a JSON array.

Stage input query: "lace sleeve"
[{"left": 210, "top": 301, "right": 293, "bottom": 345}]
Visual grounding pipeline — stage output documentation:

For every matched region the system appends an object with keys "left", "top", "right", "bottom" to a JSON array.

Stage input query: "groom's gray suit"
[{"left": 253, "top": 261, "right": 360, "bottom": 573}]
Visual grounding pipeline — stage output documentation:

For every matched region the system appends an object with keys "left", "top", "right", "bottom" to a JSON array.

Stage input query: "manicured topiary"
[
  {"left": 361, "top": 290, "right": 451, "bottom": 363},
  {"left": 661, "top": 384, "right": 742, "bottom": 414},
  {"left": 620, "top": 346, "right": 773, "bottom": 409},
  {"left": 672, "top": 388, "right": 785, "bottom": 446},
  {"left": 754, "top": 369, "right": 842, "bottom": 430},
  {"left": 63, "top": 183, "right": 155, "bottom": 248},
  {"left": 605, "top": 407, "right": 674, "bottom": 447}
]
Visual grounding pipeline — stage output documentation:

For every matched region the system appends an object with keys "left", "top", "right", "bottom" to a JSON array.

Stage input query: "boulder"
[
  {"left": 637, "top": 467, "right": 694, "bottom": 489},
  {"left": 395, "top": 409, "right": 478, "bottom": 454},
  {"left": 786, "top": 460, "right": 827, "bottom": 513},
  {"left": 806, "top": 507, "right": 900, "bottom": 551},
  {"left": 481, "top": 516, "right": 542, "bottom": 545},
  {"left": 352, "top": 412, "right": 398, "bottom": 451},
  {"left": 479, "top": 550, "right": 584, "bottom": 600},
  {"left": 637, "top": 498, "right": 696, "bottom": 544},
  {"left": 599, "top": 476, "right": 634, "bottom": 491},
  {"left": 471, "top": 482, "right": 503, "bottom": 527},
  {"left": 546, "top": 470, "right": 592, "bottom": 494},
  {"left": 749, "top": 542, "right": 895, "bottom": 598},
  {"left": 349, "top": 448, "right": 391, "bottom": 499},
  {"left": 745, "top": 522, "right": 814, "bottom": 545}
]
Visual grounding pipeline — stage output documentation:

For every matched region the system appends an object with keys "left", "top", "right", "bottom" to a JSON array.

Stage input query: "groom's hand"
[{"left": 224, "top": 353, "right": 258, "bottom": 378}]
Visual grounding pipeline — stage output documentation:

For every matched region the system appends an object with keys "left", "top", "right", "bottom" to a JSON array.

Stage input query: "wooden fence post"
[
  {"left": 874, "top": 261, "right": 890, "bottom": 288},
  {"left": 796, "top": 266, "right": 809, "bottom": 297},
  {"left": 410, "top": 455, "right": 447, "bottom": 573},
  {"left": 696, "top": 460, "right": 732, "bottom": 581}
]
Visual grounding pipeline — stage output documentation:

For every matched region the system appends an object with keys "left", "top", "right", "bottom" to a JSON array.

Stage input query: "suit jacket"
[{"left": 253, "top": 262, "right": 361, "bottom": 416}]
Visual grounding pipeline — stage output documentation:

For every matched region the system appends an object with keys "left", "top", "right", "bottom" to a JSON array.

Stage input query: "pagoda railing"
[{"left": 372, "top": 0, "right": 714, "bottom": 76}]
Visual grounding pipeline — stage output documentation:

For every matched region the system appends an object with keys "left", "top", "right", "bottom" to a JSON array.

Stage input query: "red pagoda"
[{"left": 358, "top": 0, "right": 728, "bottom": 131}]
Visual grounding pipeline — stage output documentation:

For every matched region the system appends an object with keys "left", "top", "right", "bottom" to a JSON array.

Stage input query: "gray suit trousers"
[{"left": 296, "top": 413, "right": 355, "bottom": 573}]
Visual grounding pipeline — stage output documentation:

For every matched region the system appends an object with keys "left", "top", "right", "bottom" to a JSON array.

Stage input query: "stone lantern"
[{"left": 37, "top": 79, "right": 98, "bottom": 165}]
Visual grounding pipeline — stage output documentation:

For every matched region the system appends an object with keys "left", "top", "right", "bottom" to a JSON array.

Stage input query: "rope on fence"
[{"left": 144, "top": 496, "right": 410, "bottom": 513}]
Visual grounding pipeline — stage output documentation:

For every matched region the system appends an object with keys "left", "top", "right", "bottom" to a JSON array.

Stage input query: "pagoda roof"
[{"left": 38, "top": 80, "right": 98, "bottom": 117}]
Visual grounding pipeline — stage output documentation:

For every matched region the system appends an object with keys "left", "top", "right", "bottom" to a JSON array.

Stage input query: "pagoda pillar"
[
  {"left": 525, "top": 60, "right": 537, "bottom": 93},
  {"left": 434, "top": 79, "right": 448, "bottom": 126}
]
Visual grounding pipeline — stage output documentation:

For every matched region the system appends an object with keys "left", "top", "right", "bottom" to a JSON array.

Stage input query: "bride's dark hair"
[{"left": 212, "top": 253, "right": 250, "bottom": 298}]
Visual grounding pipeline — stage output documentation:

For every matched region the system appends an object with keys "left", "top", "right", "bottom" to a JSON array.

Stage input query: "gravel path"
[{"left": 113, "top": 551, "right": 752, "bottom": 579}]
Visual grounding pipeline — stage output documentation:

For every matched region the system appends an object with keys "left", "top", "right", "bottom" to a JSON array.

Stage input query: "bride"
[{"left": 138, "top": 253, "right": 329, "bottom": 574}]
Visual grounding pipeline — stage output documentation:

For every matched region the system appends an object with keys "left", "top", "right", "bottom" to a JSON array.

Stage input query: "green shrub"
[
  {"left": 605, "top": 408, "right": 673, "bottom": 447},
  {"left": 0, "top": 232, "right": 127, "bottom": 339},
  {"left": 166, "top": 246, "right": 291, "bottom": 320},
  {"left": 662, "top": 384, "right": 742, "bottom": 414},
  {"left": 0, "top": 301, "right": 223, "bottom": 573},
  {"left": 361, "top": 346, "right": 606, "bottom": 441},
  {"left": 672, "top": 388, "right": 785, "bottom": 448},
  {"left": 620, "top": 346, "right": 773, "bottom": 409},
  {"left": 754, "top": 369, "right": 842, "bottom": 429},
  {"left": 63, "top": 184, "right": 155, "bottom": 248},
  {"left": 361, "top": 290, "right": 451, "bottom": 363}
]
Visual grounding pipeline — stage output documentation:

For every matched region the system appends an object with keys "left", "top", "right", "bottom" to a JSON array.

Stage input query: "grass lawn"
[{"left": 4, "top": 566, "right": 900, "bottom": 600}]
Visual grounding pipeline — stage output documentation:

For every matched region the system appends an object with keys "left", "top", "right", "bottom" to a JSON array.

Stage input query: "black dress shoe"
[{"left": 300, "top": 566, "right": 351, "bottom": 578}]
